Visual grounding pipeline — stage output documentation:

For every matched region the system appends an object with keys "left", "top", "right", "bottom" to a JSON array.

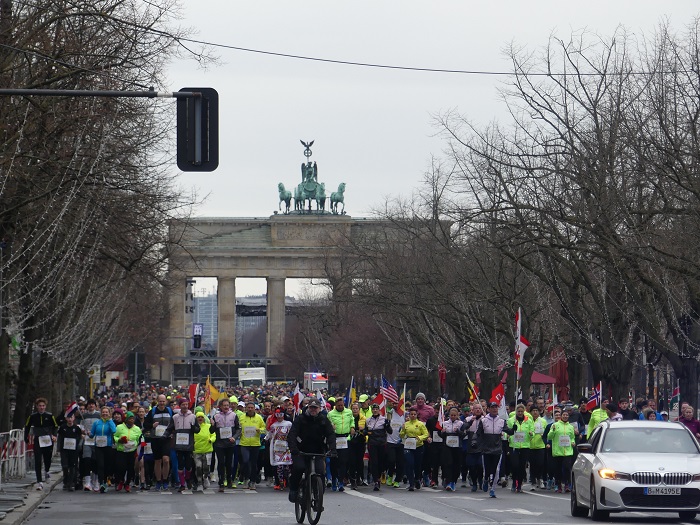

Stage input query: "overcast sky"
[{"left": 167, "top": 1, "right": 699, "bottom": 296}]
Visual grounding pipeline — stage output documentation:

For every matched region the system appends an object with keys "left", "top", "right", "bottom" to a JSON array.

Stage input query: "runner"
[
  {"left": 347, "top": 402, "right": 367, "bottom": 489},
  {"left": 211, "top": 397, "right": 240, "bottom": 492},
  {"left": 114, "top": 411, "right": 142, "bottom": 492},
  {"left": 547, "top": 408, "right": 577, "bottom": 492},
  {"left": 528, "top": 406, "right": 546, "bottom": 490},
  {"left": 507, "top": 403, "right": 534, "bottom": 493},
  {"left": 89, "top": 406, "right": 117, "bottom": 493},
  {"left": 239, "top": 400, "right": 266, "bottom": 489},
  {"left": 477, "top": 401, "right": 514, "bottom": 498},
  {"left": 143, "top": 394, "right": 173, "bottom": 490},
  {"left": 364, "top": 402, "right": 392, "bottom": 491},
  {"left": 440, "top": 407, "right": 465, "bottom": 491},
  {"left": 399, "top": 406, "right": 429, "bottom": 492},
  {"left": 266, "top": 408, "right": 293, "bottom": 490},
  {"left": 165, "top": 398, "right": 199, "bottom": 492},
  {"left": 24, "top": 397, "right": 58, "bottom": 490},
  {"left": 57, "top": 412, "right": 82, "bottom": 491},
  {"left": 327, "top": 396, "right": 354, "bottom": 492},
  {"left": 193, "top": 409, "right": 215, "bottom": 491},
  {"left": 80, "top": 399, "right": 101, "bottom": 491},
  {"left": 463, "top": 403, "right": 484, "bottom": 492}
]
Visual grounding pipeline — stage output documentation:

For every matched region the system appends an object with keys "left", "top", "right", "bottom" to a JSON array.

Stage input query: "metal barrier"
[{"left": 0, "top": 429, "right": 27, "bottom": 490}]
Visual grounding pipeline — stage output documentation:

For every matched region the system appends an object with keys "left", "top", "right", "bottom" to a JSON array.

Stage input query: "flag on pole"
[
  {"left": 585, "top": 383, "right": 601, "bottom": 411},
  {"left": 317, "top": 390, "right": 326, "bottom": 408},
  {"left": 466, "top": 376, "right": 480, "bottom": 402},
  {"left": 670, "top": 383, "right": 681, "bottom": 410},
  {"left": 64, "top": 402, "right": 80, "bottom": 419},
  {"left": 548, "top": 383, "right": 559, "bottom": 409},
  {"left": 373, "top": 392, "right": 387, "bottom": 416},
  {"left": 380, "top": 376, "right": 399, "bottom": 404},
  {"left": 435, "top": 399, "right": 445, "bottom": 431},
  {"left": 189, "top": 383, "right": 199, "bottom": 406},
  {"left": 345, "top": 376, "right": 356, "bottom": 406},
  {"left": 395, "top": 383, "right": 406, "bottom": 417},
  {"left": 204, "top": 376, "right": 220, "bottom": 414},
  {"left": 293, "top": 383, "right": 304, "bottom": 415},
  {"left": 514, "top": 307, "right": 531, "bottom": 380}
]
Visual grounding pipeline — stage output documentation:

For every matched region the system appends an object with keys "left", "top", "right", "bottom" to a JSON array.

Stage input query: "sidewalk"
[{"left": 0, "top": 466, "right": 62, "bottom": 524}]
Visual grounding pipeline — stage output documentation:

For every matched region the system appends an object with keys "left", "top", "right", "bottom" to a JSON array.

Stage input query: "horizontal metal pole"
[{"left": 0, "top": 88, "right": 200, "bottom": 98}]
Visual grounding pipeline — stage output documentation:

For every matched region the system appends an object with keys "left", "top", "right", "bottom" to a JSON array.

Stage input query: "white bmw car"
[{"left": 571, "top": 420, "right": 700, "bottom": 521}]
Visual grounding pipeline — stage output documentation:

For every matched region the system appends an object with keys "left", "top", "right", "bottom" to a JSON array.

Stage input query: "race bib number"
[
  {"left": 273, "top": 440, "right": 288, "bottom": 452},
  {"left": 432, "top": 431, "right": 443, "bottom": 443},
  {"left": 154, "top": 426, "right": 166, "bottom": 437},
  {"left": 445, "top": 435, "right": 460, "bottom": 448},
  {"left": 391, "top": 422, "right": 402, "bottom": 434},
  {"left": 243, "top": 426, "right": 257, "bottom": 438},
  {"left": 219, "top": 426, "right": 232, "bottom": 439},
  {"left": 124, "top": 441, "right": 137, "bottom": 452},
  {"left": 534, "top": 422, "right": 544, "bottom": 435},
  {"left": 84, "top": 436, "right": 95, "bottom": 446},
  {"left": 63, "top": 438, "right": 76, "bottom": 450},
  {"left": 38, "top": 435, "right": 53, "bottom": 448},
  {"left": 558, "top": 435, "right": 571, "bottom": 448},
  {"left": 95, "top": 435, "right": 108, "bottom": 448},
  {"left": 176, "top": 433, "right": 190, "bottom": 446},
  {"left": 513, "top": 432, "right": 526, "bottom": 443},
  {"left": 144, "top": 443, "right": 153, "bottom": 455},
  {"left": 336, "top": 437, "right": 348, "bottom": 449},
  {"left": 404, "top": 437, "right": 417, "bottom": 450}
]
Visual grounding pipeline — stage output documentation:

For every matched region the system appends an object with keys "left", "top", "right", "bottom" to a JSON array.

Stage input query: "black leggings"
[
  {"left": 94, "top": 446, "right": 114, "bottom": 485},
  {"left": 442, "top": 445, "right": 462, "bottom": 483},
  {"left": 215, "top": 447, "right": 235, "bottom": 485},
  {"left": 33, "top": 439, "right": 54, "bottom": 483},
  {"left": 509, "top": 448, "right": 529, "bottom": 486},
  {"left": 482, "top": 453, "right": 502, "bottom": 488}
]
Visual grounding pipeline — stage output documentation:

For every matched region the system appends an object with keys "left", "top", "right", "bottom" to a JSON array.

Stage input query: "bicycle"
[{"left": 294, "top": 452, "right": 329, "bottom": 525}]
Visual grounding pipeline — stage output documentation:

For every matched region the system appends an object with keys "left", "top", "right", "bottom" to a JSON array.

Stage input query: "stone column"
[
  {"left": 166, "top": 271, "right": 187, "bottom": 360},
  {"left": 266, "top": 277, "right": 286, "bottom": 359},
  {"left": 218, "top": 277, "right": 236, "bottom": 357}
]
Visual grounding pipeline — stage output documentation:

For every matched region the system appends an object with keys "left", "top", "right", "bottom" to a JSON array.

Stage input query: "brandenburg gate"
[{"left": 163, "top": 142, "right": 383, "bottom": 380}]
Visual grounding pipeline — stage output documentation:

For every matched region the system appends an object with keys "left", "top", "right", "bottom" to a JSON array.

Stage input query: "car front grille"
[
  {"left": 630, "top": 472, "right": 692, "bottom": 485},
  {"left": 631, "top": 472, "right": 661, "bottom": 485},
  {"left": 663, "top": 473, "right": 692, "bottom": 485},
  {"left": 620, "top": 487, "right": 700, "bottom": 508}
]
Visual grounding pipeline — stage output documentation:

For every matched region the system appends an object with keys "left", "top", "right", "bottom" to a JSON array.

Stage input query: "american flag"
[{"left": 380, "top": 376, "right": 399, "bottom": 404}]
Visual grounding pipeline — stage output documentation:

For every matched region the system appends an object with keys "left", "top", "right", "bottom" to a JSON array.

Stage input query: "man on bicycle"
[{"left": 287, "top": 398, "right": 336, "bottom": 503}]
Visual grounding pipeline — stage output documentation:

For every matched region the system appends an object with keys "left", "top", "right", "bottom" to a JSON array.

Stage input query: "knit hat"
[
  {"left": 194, "top": 406, "right": 204, "bottom": 414},
  {"left": 125, "top": 411, "right": 135, "bottom": 419}
]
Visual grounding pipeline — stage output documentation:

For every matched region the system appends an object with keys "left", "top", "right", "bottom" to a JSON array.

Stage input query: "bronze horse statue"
[
  {"left": 330, "top": 182, "right": 346, "bottom": 214},
  {"left": 278, "top": 183, "right": 292, "bottom": 213}
]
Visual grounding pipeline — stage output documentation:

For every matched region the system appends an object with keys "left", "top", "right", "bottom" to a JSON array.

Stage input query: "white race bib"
[
  {"left": 176, "top": 433, "right": 190, "bottom": 446},
  {"left": 558, "top": 435, "right": 571, "bottom": 448},
  {"left": 154, "top": 426, "right": 166, "bottom": 437},
  {"left": 445, "top": 435, "right": 460, "bottom": 448},
  {"left": 391, "top": 422, "right": 402, "bottom": 434},
  {"left": 534, "top": 422, "right": 544, "bottom": 435},
  {"left": 336, "top": 437, "right": 348, "bottom": 449},
  {"left": 95, "top": 435, "right": 108, "bottom": 448},
  {"left": 404, "top": 437, "right": 417, "bottom": 450},
  {"left": 84, "top": 436, "right": 95, "bottom": 446},
  {"left": 243, "top": 426, "right": 257, "bottom": 438},
  {"left": 38, "top": 435, "right": 53, "bottom": 448},
  {"left": 432, "top": 431, "right": 443, "bottom": 443},
  {"left": 273, "top": 440, "right": 288, "bottom": 452},
  {"left": 124, "top": 441, "right": 137, "bottom": 452},
  {"left": 144, "top": 443, "right": 153, "bottom": 455},
  {"left": 219, "top": 426, "right": 232, "bottom": 439},
  {"left": 63, "top": 438, "right": 76, "bottom": 450},
  {"left": 513, "top": 432, "right": 526, "bottom": 443}
]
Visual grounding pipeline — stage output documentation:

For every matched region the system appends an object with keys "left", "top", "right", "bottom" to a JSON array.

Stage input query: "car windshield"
[{"left": 601, "top": 427, "right": 700, "bottom": 454}]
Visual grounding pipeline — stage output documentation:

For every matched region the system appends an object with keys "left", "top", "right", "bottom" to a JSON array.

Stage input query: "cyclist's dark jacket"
[{"left": 288, "top": 409, "right": 336, "bottom": 455}]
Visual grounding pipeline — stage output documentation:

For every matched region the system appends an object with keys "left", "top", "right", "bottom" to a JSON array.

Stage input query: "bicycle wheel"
[
  {"left": 307, "top": 474, "right": 325, "bottom": 525},
  {"left": 295, "top": 480, "right": 306, "bottom": 524}
]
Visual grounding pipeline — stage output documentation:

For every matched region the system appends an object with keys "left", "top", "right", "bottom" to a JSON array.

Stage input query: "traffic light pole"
[{"left": 0, "top": 87, "right": 218, "bottom": 171}]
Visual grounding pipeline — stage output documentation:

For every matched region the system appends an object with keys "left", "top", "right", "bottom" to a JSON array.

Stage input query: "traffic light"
[
  {"left": 177, "top": 87, "right": 219, "bottom": 172},
  {"left": 193, "top": 334, "right": 202, "bottom": 349}
]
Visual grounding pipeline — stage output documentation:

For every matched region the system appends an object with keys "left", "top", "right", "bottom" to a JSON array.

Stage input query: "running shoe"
[
  {"left": 489, "top": 488, "right": 496, "bottom": 498},
  {"left": 36, "top": 482, "right": 43, "bottom": 491},
  {"left": 125, "top": 485, "right": 131, "bottom": 493},
  {"left": 116, "top": 482, "right": 124, "bottom": 492},
  {"left": 100, "top": 484, "right": 106, "bottom": 493}
]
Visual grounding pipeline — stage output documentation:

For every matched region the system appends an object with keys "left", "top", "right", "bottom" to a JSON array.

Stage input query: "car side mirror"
[{"left": 577, "top": 443, "right": 593, "bottom": 454}]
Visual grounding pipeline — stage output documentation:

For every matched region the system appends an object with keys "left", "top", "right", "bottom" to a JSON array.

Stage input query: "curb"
[{"left": 1, "top": 473, "right": 63, "bottom": 525}]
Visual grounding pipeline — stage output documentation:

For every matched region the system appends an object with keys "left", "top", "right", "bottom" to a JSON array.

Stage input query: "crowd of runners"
[{"left": 23, "top": 384, "right": 700, "bottom": 498}]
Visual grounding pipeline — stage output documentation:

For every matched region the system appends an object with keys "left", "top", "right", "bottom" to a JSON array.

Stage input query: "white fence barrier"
[{"left": 0, "top": 429, "right": 27, "bottom": 489}]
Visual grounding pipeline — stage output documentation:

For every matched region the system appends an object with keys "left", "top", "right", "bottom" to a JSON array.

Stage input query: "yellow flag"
[{"left": 205, "top": 377, "right": 220, "bottom": 413}]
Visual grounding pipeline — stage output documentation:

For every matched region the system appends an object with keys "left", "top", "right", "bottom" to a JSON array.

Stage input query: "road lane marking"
[
  {"left": 483, "top": 508, "right": 542, "bottom": 516},
  {"left": 344, "top": 489, "right": 449, "bottom": 524}
]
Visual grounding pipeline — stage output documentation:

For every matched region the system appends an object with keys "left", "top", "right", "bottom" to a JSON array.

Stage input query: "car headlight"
[
  {"left": 692, "top": 474, "right": 700, "bottom": 482},
  {"left": 598, "top": 468, "right": 631, "bottom": 481}
]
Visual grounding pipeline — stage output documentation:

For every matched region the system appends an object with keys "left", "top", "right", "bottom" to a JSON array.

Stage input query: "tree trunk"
[
  {"left": 0, "top": 330, "right": 9, "bottom": 431},
  {"left": 11, "top": 346, "right": 32, "bottom": 429}
]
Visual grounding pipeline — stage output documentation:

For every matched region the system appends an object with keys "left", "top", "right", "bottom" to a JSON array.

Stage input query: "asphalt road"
[{"left": 23, "top": 482, "right": 698, "bottom": 525}]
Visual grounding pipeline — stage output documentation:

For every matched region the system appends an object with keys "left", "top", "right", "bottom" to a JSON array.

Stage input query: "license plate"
[{"left": 644, "top": 487, "right": 681, "bottom": 496}]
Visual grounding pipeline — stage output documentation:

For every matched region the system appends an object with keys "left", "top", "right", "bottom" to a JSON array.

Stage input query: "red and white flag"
[
  {"left": 490, "top": 383, "right": 508, "bottom": 418},
  {"left": 293, "top": 383, "right": 304, "bottom": 415},
  {"left": 514, "top": 308, "right": 530, "bottom": 380},
  {"left": 435, "top": 400, "right": 445, "bottom": 431}
]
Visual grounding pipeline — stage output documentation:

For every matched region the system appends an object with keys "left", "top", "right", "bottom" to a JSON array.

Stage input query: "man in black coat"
[{"left": 287, "top": 398, "right": 336, "bottom": 503}]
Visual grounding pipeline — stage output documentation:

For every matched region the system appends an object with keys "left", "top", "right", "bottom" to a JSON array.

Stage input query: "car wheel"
[
  {"left": 570, "top": 479, "right": 589, "bottom": 518},
  {"left": 589, "top": 479, "right": 610, "bottom": 522},
  {"left": 679, "top": 511, "right": 697, "bottom": 521}
]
